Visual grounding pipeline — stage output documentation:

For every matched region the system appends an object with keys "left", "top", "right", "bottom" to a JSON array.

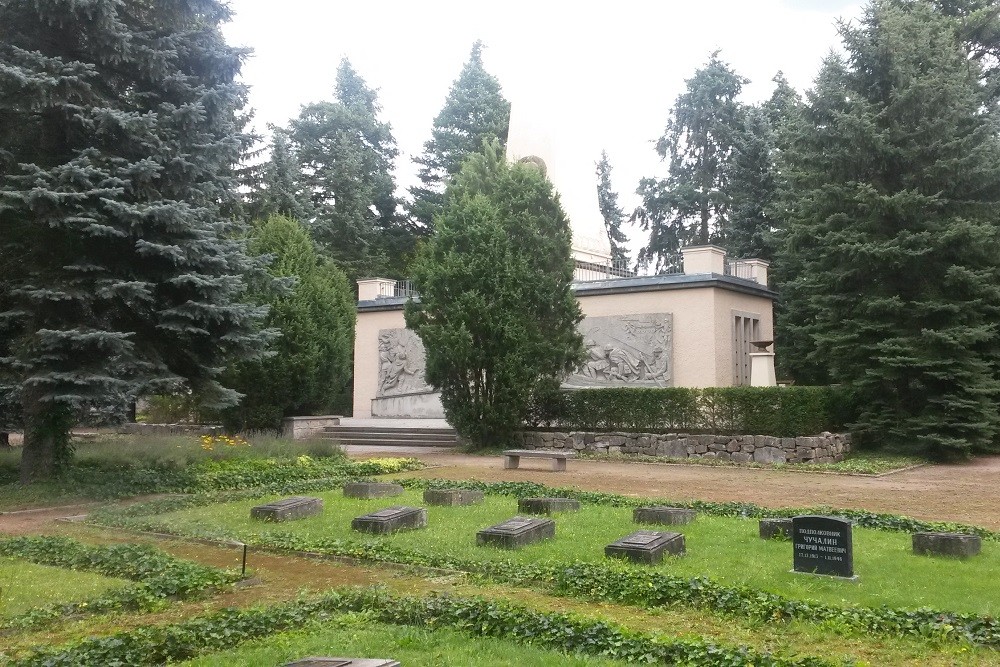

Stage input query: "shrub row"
[
  {"left": 527, "top": 385, "right": 857, "bottom": 436},
  {"left": 89, "top": 499, "right": 1000, "bottom": 649},
  {"left": 0, "top": 536, "right": 239, "bottom": 629},
  {"left": 11, "top": 588, "right": 832, "bottom": 667}
]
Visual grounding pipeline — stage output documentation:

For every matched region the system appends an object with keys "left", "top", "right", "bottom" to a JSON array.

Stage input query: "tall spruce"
[
  {"left": 408, "top": 41, "right": 511, "bottom": 232},
  {"left": 776, "top": 0, "right": 1000, "bottom": 458},
  {"left": 405, "top": 142, "right": 583, "bottom": 447},
  {"left": 0, "top": 0, "right": 273, "bottom": 480},
  {"left": 635, "top": 52, "right": 748, "bottom": 272},
  {"left": 221, "top": 216, "right": 354, "bottom": 431},
  {"left": 288, "top": 59, "right": 400, "bottom": 277},
  {"left": 595, "top": 151, "right": 630, "bottom": 266},
  {"left": 251, "top": 128, "right": 310, "bottom": 222}
]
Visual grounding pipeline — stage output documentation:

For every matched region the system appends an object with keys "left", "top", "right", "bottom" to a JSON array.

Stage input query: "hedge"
[{"left": 526, "top": 385, "right": 856, "bottom": 436}]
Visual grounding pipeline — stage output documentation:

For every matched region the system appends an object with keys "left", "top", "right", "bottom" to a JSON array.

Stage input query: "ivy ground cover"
[{"left": 128, "top": 487, "right": 1000, "bottom": 615}]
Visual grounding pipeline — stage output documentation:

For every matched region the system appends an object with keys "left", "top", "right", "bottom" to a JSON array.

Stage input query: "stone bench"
[{"left": 503, "top": 449, "right": 575, "bottom": 472}]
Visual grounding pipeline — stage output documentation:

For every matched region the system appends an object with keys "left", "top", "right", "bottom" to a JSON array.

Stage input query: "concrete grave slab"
[
  {"left": 759, "top": 517, "right": 793, "bottom": 540},
  {"left": 517, "top": 497, "right": 581, "bottom": 514},
  {"left": 343, "top": 482, "right": 404, "bottom": 499},
  {"left": 423, "top": 488, "right": 484, "bottom": 506},
  {"left": 605, "top": 530, "right": 685, "bottom": 564},
  {"left": 477, "top": 516, "right": 555, "bottom": 549},
  {"left": 633, "top": 506, "right": 696, "bottom": 525},
  {"left": 912, "top": 532, "right": 981, "bottom": 559},
  {"left": 250, "top": 496, "right": 323, "bottom": 522},
  {"left": 351, "top": 506, "right": 427, "bottom": 534}
]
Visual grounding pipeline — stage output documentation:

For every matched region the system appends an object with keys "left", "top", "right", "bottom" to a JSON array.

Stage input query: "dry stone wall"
[{"left": 512, "top": 430, "right": 850, "bottom": 464}]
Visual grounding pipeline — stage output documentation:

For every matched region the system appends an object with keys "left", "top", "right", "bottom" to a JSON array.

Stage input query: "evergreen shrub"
[{"left": 528, "top": 386, "right": 854, "bottom": 437}]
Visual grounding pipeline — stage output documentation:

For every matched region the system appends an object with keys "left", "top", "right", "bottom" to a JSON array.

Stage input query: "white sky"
[{"left": 223, "top": 0, "right": 865, "bottom": 254}]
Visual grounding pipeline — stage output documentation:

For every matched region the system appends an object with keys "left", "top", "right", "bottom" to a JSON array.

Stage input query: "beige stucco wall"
[{"left": 353, "top": 282, "right": 775, "bottom": 418}]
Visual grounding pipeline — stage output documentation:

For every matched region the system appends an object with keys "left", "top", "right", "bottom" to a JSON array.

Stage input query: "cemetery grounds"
[{"left": 0, "top": 435, "right": 998, "bottom": 666}]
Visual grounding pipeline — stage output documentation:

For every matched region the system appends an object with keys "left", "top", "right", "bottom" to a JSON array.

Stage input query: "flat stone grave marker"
[
  {"left": 477, "top": 516, "right": 555, "bottom": 549},
  {"left": 605, "top": 530, "right": 685, "bottom": 564},
  {"left": 912, "top": 532, "right": 981, "bottom": 559},
  {"left": 759, "top": 518, "right": 793, "bottom": 540},
  {"left": 282, "top": 659, "right": 400, "bottom": 667},
  {"left": 423, "top": 488, "right": 484, "bottom": 506},
  {"left": 343, "top": 482, "right": 404, "bottom": 499},
  {"left": 633, "top": 506, "right": 696, "bottom": 526},
  {"left": 250, "top": 496, "right": 323, "bottom": 522},
  {"left": 792, "top": 515, "right": 855, "bottom": 579},
  {"left": 351, "top": 506, "right": 427, "bottom": 534},
  {"left": 517, "top": 497, "right": 580, "bottom": 514}
]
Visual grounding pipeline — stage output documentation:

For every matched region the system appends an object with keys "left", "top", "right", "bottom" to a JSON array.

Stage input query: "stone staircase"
[{"left": 320, "top": 424, "right": 459, "bottom": 448}]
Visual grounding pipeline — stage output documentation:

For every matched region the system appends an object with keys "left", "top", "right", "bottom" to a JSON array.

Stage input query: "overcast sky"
[{"left": 223, "top": 0, "right": 865, "bottom": 255}]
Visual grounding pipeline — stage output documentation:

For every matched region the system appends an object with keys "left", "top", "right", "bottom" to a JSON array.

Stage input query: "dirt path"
[{"left": 382, "top": 452, "right": 1000, "bottom": 529}]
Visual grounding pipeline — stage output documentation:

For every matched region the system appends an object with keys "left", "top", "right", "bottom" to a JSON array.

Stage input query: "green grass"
[
  {"left": 176, "top": 616, "right": 627, "bottom": 666},
  {"left": 148, "top": 488, "right": 1000, "bottom": 616},
  {"left": 0, "top": 558, "right": 130, "bottom": 617},
  {"left": 579, "top": 450, "right": 924, "bottom": 475}
]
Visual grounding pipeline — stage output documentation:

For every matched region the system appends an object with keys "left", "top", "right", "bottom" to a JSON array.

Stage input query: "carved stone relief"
[
  {"left": 565, "top": 313, "right": 673, "bottom": 387},
  {"left": 377, "top": 328, "right": 432, "bottom": 397}
]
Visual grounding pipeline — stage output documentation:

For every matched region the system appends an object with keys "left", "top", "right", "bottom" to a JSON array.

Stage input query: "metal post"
[{"left": 241, "top": 543, "right": 247, "bottom": 577}]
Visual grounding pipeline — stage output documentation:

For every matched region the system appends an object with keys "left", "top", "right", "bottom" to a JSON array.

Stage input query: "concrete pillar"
[
  {"left": 681, "top": 245, "right": 727, "bottom": 275},
  {"left": 743, "top": 259, "right": 770, "bottom": 287},
  {"left": 357, "top": 278, "right": 397, "bottom": 301},
  {"left": 750, "top": 352, "right": 777, "bottom": 386}
]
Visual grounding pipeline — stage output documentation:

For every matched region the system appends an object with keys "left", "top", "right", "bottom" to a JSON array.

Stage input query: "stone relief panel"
[
  {"left": 565, "top": 313, "right": 673, "bottom": 388},
  {"left": 377, "top": 328, "right": 432, "bottom": 397}
]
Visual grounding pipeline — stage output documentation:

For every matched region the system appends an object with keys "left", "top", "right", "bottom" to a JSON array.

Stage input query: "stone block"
[
  {"left": 250, "top": 496, "right": 323, "bottom": 522},
  {"left": 753, "top": 446, "right": 786, "bottom": 464},
  {"left": 633, "top": 506, "right": 696, "bottom": 525},
  {"left": 283, "top": 659, "right": 400, "bottom": 667},
  {"left": 781, "top": 437, "right": 797, "bottom": 449},
  {"left": 754, "top": 435, "right": 778, "bottom": 448},
  {"left": 702, "top": 451, "right": 717, "bottom": 459},
  {"left": 759, "top": 517, "right": 793, "bottom": 540},
  {"left": 422, "top": 488, "right": 484, "bottom": 506},
  {"left": 731, "top": 452, "right": 752, "bottom": 463},
  {"left": 518, "top": 497, "right": 581, "bottom": 514},
  {"left": 663, "top": 440, "right": 688, "bottom": 458},
  {"left": 605, "top": 530, "right": 686, "bottom": 564},
  {"left": 715, "top": 451, "right": 731, "bottom": 461},
  {"left": 477, "top": 516, "right": 555, "bottom": 549},
  {"left": 609, "top": 435, "right": 626, "bottom": 446},
  {"left": 694, "top": 443, "right": 708, "bottom": 454},
  {"left": 726, "top": 440, "right": 741, "bottom": 452},
  {"left": 912, "top": 532, "right": 981, "bottom": 558},
  {"left": 351, "top": 506, "right": 427, "bottom": 534},
  {"left": 343, "top": 482, "right": 404, "bottom": 499}
]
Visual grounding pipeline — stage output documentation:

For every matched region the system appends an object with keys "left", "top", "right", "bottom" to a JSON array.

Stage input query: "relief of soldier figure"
[
  {"left": 569, "top": 314, "right": 672, "bottom": 387},
  {"left": 377, "top": 329, "right": 431, "bottom": 396}
]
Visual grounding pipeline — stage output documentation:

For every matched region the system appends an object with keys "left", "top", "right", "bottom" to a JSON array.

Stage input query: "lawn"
[
  {"left": 144, "top": 488, "right": 1000, "bottom": 616},
  {"left": 0, "top": 558, "right": 130, "bottom": 618},
  {"left": 177, "top": 618, "right": 628, "bottom": 667}
]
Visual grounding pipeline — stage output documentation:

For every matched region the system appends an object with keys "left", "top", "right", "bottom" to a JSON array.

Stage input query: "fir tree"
[
  {"left": 776, "top": 0, "right": 1000, "bottom": 458},
  {"left": 0, "top": 0, "right": 273, "bottom": 481},
  {"left": 252, "top": 128, "right": 310, "bottom": 222},
  {"left": 595, "top": 151, "right": 630, "bottom": 266},
  {"left": 221, "top": 216, "right": 355, "bottom": 431},
  {"left": 727, "top": 106, "right": 776, "bottom": 260},
  {"left": 405, "top": 142, "right": 583, "bottom": 447},
  {"left": 635, "top": 51, "right": 748, "bottom": 272},
  {"left": 288, "top": 58, "right": 399, "bottom": 276},
  {"left": 408, "top": 41, "right": 511, "bottom": 232}
]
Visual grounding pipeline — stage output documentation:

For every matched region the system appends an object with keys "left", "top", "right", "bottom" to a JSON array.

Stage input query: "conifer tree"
[
  {"left": 288, "top": 59, "right": 399, "bottom": 276},
  {"left": 405, "top": 142, "right": 583, "bottom": 447},
  {"left": 0, "top": 0, "right": 273, "bottom": 480},
  {"left": 222, "top": 216, "right": 355, "bottom": 431},
  {"left": 635, "top": 52, "right": 748, "bottom": 272},
  {"left": 408, "top": 41, "right": 511, "bottom": 232},
  {"left": 595, "top": 151, "right": 630, "bottom": 266},
  {"left": 252, "top": 129, "right": 310, "bottom": 222},
  {"left": 776, "top": 0, "right": 1000, "bottom": 458}
]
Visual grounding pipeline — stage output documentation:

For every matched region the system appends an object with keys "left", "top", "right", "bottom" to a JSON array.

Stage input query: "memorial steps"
[{"left": 319, "top": 424, "right": 459, "bottom": 448}]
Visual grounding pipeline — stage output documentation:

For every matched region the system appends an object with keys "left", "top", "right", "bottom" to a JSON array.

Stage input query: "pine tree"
[
  {"left": 776, "top": 0, "right": 1000, "bottom": 459},
  {"left": 595, "top": 151, "right": 630, "bottom": 266},
  {"left": 0, "top": 0, "right": 273, "bottom": 481},
  {"left": 405, "top": 142, "right": 583, "bottom": 447},
  {"left": 222, "top": 216, "right": 355, "bottom": 431},
  {"left": 408, "top": 41, "right": 511, "bottom": 232},
  {"left": 635, "top": 52, "right": 748, "bottom": 272},
  {"left": 288, "top": 59, "right": 399, "bottom": 276}
]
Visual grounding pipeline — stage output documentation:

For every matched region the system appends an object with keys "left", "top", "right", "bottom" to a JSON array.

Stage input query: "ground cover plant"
[
  {"left": 0, "top": 559, "right": 130, "bottom": 618},
  {"left": 8, "top": 588, "right": 833, "bottom": 667},
  {"left": 100, "top": 487, "right": 1000, "bottom": 617}
]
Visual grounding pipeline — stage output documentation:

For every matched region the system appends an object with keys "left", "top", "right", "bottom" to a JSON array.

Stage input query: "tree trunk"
[
  {"left": 19, "top": 393, "right": 70, "bottom": 484},
  {"left": 0, "top": 432, "right": 9, "bottom": 449}
]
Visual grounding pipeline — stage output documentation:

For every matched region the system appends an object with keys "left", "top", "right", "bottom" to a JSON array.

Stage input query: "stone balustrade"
[{"left": 512, "top": 430, "right": 850, "bottom": 464}]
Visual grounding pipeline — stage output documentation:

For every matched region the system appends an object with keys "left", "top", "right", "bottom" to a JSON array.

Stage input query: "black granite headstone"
[
  {"left": 759, "top": 518, "right": 793, "bottom": 540},
  {"left": 342, "top": 482, "right": 404, "bottom": 499},
  {"left": 250, "top": 496, "right": 323, "bottom": 522},
  {"left": 351, "top": 506, "right": 427, "bottom": 534},
  {"left": 792, "top": 515, "right": 854, "bottom": 578},
  {"left": 517, "top": 497, "right": 580, "bottom": 514},
  {"left": 282, "top": 659, "right": 400, "bottom": 667},
  {"left": 633, "top": 506, "right": 696, "bottom": 525},
  {"left": 423, "top": 488, "right": 484, "bottom": 506},
  {"left": 477, "top": 516, "right": 555, "bottom": 549},
  {"left": 605, "top": 530, "right": 685, "bottom": 564}
]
